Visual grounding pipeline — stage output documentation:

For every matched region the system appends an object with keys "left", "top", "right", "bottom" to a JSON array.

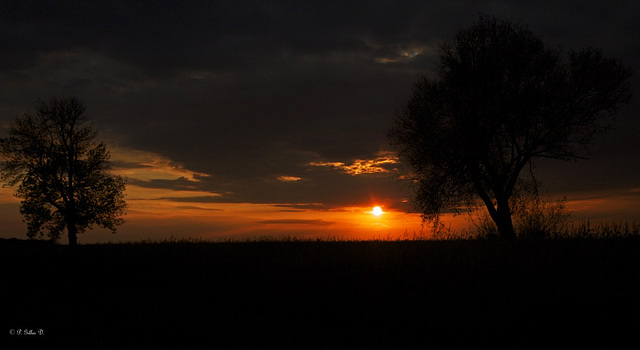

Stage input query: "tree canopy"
[
  {"left": 0, "top": 97, "right": 126, "bottom": 245},
  {"left": 389, "top": 16, "right": 632, "bottom": 239}
]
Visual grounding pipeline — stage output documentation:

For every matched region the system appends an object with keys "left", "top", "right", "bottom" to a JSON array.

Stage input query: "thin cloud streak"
[{"left": 258, "top": 219, "right": 335, "bottom": 226}]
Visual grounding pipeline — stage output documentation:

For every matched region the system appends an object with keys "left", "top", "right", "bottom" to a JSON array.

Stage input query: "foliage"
[
  {"left": 389, "top": 15, "right": 632, "bottom": 239},
  {"left": 0, "top": 97, "right": 126, "bottom": 245}
]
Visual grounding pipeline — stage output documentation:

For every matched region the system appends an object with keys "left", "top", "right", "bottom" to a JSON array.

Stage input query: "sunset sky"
[{"left": 1, "top": 1, "right": 639, "bottom": 243}]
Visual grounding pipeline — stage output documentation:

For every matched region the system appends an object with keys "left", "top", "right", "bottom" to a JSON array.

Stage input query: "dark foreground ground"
[{"left": 3, "top": 238, "right": 640, "bottom": 349}]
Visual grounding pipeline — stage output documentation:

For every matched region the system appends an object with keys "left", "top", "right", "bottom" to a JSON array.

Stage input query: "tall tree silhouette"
[
  {"left": 389, "top": 16, "right": 631, "bottom": 239},
  {"left": 0, "top": 97, "right": 126, "bottom": 245}
]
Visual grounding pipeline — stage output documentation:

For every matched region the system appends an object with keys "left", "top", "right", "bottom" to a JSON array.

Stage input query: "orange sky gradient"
[{"left": 1, "top": 144, "right": 638, "bottom": 244}]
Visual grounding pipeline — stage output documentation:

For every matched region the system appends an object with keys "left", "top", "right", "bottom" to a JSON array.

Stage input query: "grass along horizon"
[{"left": 3, "top": 218, "right": 639, "bottom": 245}]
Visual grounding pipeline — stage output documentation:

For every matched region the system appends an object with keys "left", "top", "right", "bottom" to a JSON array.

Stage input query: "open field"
[{"left": 3, "top": 238, "right": 640, "bottom": 349}]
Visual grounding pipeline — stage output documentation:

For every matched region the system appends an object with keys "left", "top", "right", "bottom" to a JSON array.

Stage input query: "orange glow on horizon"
[
  {"left": 3, "top": 182, "right": 638, "bottom": 243},
  {"left": 101, "top": 185, "right": 431, "bottom": 242},
  {"left": 1, "top": 143, "right": 637, "bottom": 243}
]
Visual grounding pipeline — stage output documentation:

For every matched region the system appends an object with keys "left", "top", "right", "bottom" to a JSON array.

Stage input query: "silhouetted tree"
[
  {"left": 0, "top": 97, "right": 126, "bottom": 246},
  {"left": 389, "top": 16, "right": 631, "bottom": 239}
]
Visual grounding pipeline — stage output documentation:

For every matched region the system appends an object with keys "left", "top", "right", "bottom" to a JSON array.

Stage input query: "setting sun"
[{"left": 372, "top": 206, "right": 383, "bottom": 216}]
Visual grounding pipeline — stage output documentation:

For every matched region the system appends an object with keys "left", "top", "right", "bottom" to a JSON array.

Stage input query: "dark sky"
[{"left": 1, "top": 0, "right": 639, "bottom": 241}]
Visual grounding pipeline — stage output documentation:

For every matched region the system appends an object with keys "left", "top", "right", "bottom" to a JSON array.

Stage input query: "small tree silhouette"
[
  {"left": 389, "top": 15, "right": 631, "bottom": 239},
  {"left": 0, "top": 97, "right": 127, "bottom": 246}
]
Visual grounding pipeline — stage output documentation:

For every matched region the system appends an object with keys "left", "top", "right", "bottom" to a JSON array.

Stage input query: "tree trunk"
[
  {"left": 495, "top": 198, "right": 516, "bottom": 239},
  {"left": 67, "top": 222, "right": 78, "bottom": 246}
]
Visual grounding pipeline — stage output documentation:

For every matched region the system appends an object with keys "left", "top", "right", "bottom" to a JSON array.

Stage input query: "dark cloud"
[
  {"left": 257, "top": 219, "right": 334, "bottom": 226},
  {"left": 157, "top": 195, "right": 224, "bottom": 203},
  {"left": 2, "top": 0, "right": 639, "bottom": 214},
  {"left": 175, "top": 206, "right": 223, "bottom": 212},
  {"left": 2, "top": 1, "right": 434, "bottom": 74},
  {"left": 127, "top": 177, "right": 210, "bottom": 192}
]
